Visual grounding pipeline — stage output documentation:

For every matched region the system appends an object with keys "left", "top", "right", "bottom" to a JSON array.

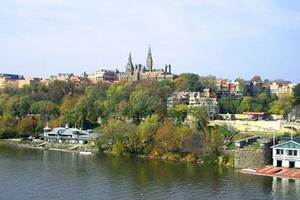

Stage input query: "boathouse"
[
  {"left": 271, "top": 138, "right": 300, "bottom": 168},
  {"left": 43, "top": 125, "right": 97, "bottom": 144}
]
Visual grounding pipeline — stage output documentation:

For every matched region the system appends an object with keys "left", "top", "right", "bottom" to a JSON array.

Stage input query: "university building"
[{"left": 119, "top": 47, "right": 174, "bottom": 82}]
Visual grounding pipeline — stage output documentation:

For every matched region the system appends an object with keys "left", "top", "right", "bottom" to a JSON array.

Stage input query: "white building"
[
  {"left": 43, "top": 126, "right": 97, "bottom": 144},
  {"left": 270, "top": 82, "right": 296, "bottom": 99},
  {"left": 188, "top": 92, "right": 219, "bottom": 119},
  {"left": 271, "top": 138, "right": 300, "bottom": 168}
]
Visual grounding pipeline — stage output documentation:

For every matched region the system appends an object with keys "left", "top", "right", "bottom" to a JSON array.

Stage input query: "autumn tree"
[{"left": 17, "top": 117, "right": 38, "bottom": 136}]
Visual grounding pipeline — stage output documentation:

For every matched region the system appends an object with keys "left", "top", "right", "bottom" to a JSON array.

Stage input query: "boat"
[{"left": 79, "top": 151, "right": 92, "bottom": 155}]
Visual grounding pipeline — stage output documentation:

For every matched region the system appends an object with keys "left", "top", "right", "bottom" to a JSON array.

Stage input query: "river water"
[{"left": 0, "top": 146, "right": 299, "bottom": 200}]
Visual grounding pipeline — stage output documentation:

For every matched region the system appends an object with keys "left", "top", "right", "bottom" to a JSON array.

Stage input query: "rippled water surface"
[{"left": 0, "top": 145, "right": 299, "bottom": 200}]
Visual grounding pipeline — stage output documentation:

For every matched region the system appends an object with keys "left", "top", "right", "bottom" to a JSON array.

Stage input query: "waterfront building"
[
  {"left": 43, "top": 125, "right": 97, "bottom": 144},
  {"left": 119, "top": 47, "right": 174, "bottom": 82},
  {"left": 271, "top": 137, "right": 300, "bottom": 168}
]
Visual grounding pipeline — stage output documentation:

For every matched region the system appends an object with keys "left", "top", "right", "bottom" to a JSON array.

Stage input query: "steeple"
[
  {"left": 126, "top": 53, "right": 134, "bottom": 75},
  {"left": 146, "top": 46, "right": 153, "bottom": 72}
]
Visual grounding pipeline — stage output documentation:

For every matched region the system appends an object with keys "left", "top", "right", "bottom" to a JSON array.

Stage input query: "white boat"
[{"left": 79, "top": 151, "right": 92, "bottom": 155}]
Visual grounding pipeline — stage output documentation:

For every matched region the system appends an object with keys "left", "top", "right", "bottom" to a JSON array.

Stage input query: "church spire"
[
  {"left": 126, "top": 52, "right": 134, "bottom": 75},
  {"left": 146, "top": 46, "right": 153, "bottom": 72}
]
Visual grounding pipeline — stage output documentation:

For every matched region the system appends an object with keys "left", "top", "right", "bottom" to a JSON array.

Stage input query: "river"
[{"left": 0, "top": 145, "right": 299, "bottom": 200}]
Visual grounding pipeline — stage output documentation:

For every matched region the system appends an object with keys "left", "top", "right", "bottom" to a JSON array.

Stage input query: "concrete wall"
[
  {"left": 234, "top": 148, "right": 272, "bottom": 169},
  {"left": 210, "top": 120, "right": 300, "bottom": 133}
]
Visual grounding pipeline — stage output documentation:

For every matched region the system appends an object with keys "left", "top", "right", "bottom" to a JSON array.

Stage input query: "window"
[
  {"left": 276, "top": 149, "right": 283, "bottom": 155},
  {"left": 293, "top": 150, "right": 297, "bottom": 156},
  {"left": 288, "top": 150, "right": 297, "bottom": 156}
]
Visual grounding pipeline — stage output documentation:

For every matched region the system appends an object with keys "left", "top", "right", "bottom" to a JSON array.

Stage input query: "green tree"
[
  {"left": 293, "top": 84, "right": 300, "bottom": 105},
  {"left": 30, "top": 101, "right": 59, "bottom": 122},
  {"left": 238, "top": 96, "right": 263, "bottom": 113},
  {"left": 6, "top": 96, "right": 32, "bottom": 118},
  {"left": 129, "top": 89, "right": 164, "bottom": 122},
  {"left": 167, "top": 104, "right": 188, "bottom": 124},
  {"left": 218, "top": 97, "right": 240, "bottom": 114},
  {"left": 174, "top": 73, "right": 202, "bottom": 92},
  {"left": 100, "top": 119, "right": 138, "bottom": 155},
  {"left": 188, "top": 107, "right": 208, "bottom": 131},
  {"left": 269, "top": 97, "right": 293, "bottom": 115},
  {"left": 137, "top": 114, "right": 162, "bottom": 150}
]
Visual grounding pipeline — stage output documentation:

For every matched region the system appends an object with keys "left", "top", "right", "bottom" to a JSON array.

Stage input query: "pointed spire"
[
  {"left": 126, "top": 52, "right": 134, "bottom": 75},
  {"left": 148, "top": 46, "right": 152, "bottom": 55},
  {"left": 146, "top": 46, "right": 153, "bottom": 72}
]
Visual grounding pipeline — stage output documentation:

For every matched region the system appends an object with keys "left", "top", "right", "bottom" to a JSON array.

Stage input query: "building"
[
  {"left": 272, "top": 137, "right": 300, "bottom": 168},
  {"left": 216, "top": 79, "right": 239, "bottom": 96},
  {"left": 0, "top": 73, "right": 40, "bottom": 88},
  {"left": 270, "top": 82, "right": 296, "bottom": 99},
  {"left": 18, "top": 77, "right": 41, "bottom": 88},
  {"left": 188, "top": 92, "right": 219, "bottom": 119},
  {"left": 43, "top": 125, "right": 97, "bottom": 144},
  {"left": 88, "top": 69, "right": 118, "bottom": 84},
  {"left": 49, "top": 73, "right": 81, "bottom": 82},
  {"left": 167, "top": 92, "right": 190, "bottom": 107},
  {"left": 119, "top": 47, "right": 174, "bottom": 82}
]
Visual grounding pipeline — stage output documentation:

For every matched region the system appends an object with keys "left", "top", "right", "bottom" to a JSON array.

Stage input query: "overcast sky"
[{"left": 0, "top": 0, "right": 299, "bottom": 82}]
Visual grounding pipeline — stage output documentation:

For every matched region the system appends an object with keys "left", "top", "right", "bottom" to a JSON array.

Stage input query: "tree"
[
  {"left": 100, "top": 119, "right": 138, "bottom": 155},
  {"left": 17, "top": 117, "right": 38, "bottom": 136},
  {"left": 0, "top": 113, "right": 17, "bottom": 138},
  {"left": 199, "top": 76, "right": 218, "bottom": 92},
  {"left": 174, "top": 73, "right": 202, "bottom": 92},
  {"left": 188, "top": 107, "right": 208, "bottom": 131},
  {"left": 0, "top": 94, "right": 9, "bottom": 116},
  {"left": 202, "top": 127, "right": 225, "bottom": 156},
  {"left": 218, "top": 97, "right": 240, "bottom": 114},
  {"left": 6, "top": 96, "right": 32, "bottom": 118},
  {"left": 293, "top": 84, "right": 300, "bottom": 105},
  {"left": 30, "top": 101, "right": 59, "bottom": 122},
  {"left": 138, "top": 114, "right": 162, "bottom": 147},
  {"left": 167, "top": 104, "right": 188, "bottom": 124},
  {"left": 154, "top": 120, "right": 177, "bottom": 153},
  {"left": 129, "top": 89, "right": 164, "bottom": 122},
  {"left": 238, "top": 96, "right": 263, "bottom": 113},
  {"left": 269, "top": 97, "right": 293, "bottom": 115}
]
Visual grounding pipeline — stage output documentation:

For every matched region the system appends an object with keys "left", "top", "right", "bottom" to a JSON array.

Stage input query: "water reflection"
[
  {"left": 0, "top": 145, "right": 300, "bottom": 200},
  {"left": 272, "top": 177, "right": 300, "bottom": 199}
]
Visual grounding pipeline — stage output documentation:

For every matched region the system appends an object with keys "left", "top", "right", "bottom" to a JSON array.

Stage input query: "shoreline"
[
  {"left": 237, "top": 168, "right": 300, "bottom": 180},
  {"left": 0, "top": 139, "right": 234, "bottom": 166},
  {"left": 0, "top": 139, "right": 98, "bottom": 154}
]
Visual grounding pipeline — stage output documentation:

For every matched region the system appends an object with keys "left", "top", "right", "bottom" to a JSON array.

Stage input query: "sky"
[{"left": 0, "top": 0, "right": 299, "bottom": 82}]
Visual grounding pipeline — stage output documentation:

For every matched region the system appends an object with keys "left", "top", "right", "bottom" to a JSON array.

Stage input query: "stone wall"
[
  {"left": 210, "top": 120, "right": 300, "bottom": 133},
  {"left": 234, "top": 147, "right": 272, "bottom": 169}
]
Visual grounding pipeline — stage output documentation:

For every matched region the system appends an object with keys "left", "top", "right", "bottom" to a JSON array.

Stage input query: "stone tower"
[
  {"left": 146, "top": 47, "right": 153, "bottom": 72},
  {"left": 126, "top": 53, "right": 134, "bottom": 75}
]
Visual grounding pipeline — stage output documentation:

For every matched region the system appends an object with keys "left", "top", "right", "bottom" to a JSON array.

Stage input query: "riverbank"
[
  {"left": 0, "top": 139, "right": 235, "bottom": 167},
  {"left": 0, "top": 139, "right": 98, "bottom": 154},
  {"left": 238, "top": 166, "right": 300, "bottom": 180}
]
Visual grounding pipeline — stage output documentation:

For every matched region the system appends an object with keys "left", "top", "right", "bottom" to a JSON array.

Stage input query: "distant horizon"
[{"left": 1, "top": 0, "right": 299, "bottom": 82}]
